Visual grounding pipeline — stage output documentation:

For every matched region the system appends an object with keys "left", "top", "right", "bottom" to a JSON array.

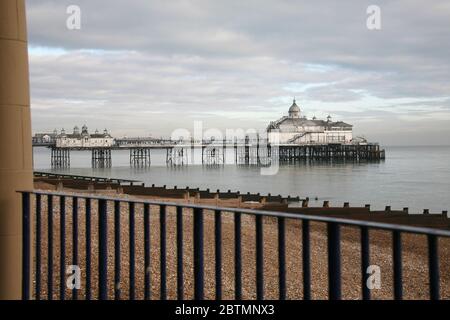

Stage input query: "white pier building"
[
  {"left": 267, "top": 100, "right": 353, "bottom": 144},
  {"left": 55, "top": 125, "right": 114, "bottom": 148}
]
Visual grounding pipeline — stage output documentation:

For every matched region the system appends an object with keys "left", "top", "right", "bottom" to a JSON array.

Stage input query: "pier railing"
[{"left": 20, "top": 190, "right": 450, "bottom": 300}]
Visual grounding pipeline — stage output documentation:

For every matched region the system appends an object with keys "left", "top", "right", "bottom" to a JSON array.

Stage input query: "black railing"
[{"left": 20, "top": 190, "right": 450, "bottom": 300}]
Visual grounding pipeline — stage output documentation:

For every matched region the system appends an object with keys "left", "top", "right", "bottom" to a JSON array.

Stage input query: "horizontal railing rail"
[{"left": 20, "top": 190, "right": 450, "bottom": 301}]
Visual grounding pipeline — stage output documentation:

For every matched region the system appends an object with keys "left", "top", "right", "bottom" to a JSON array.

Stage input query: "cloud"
[{"left": 26, "top": 0, "right": 450, "bottom": 144}]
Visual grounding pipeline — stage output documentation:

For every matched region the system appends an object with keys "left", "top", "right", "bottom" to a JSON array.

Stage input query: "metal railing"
[{"left": 20, "top": 190, "right": 450, "bottom": 300}]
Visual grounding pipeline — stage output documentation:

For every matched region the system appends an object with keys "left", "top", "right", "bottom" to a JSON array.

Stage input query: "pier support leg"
[
  {"left": 130, "top": 148, "right": 151, "bottom": 167},
  {"left": 51, "top": 148, "right": 70, "bottom": 168},
  {"left": 0, "top": 0, "right": 33, "bottom": 299},
  {"left": 92, "top": 148, "right": 112, "bottom": 168}
]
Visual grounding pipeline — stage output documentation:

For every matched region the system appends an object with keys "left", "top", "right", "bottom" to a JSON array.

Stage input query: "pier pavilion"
[
  {"left": 55, "top": 126, "right": 114, "bottom": 148},
  {"left": 267, "top": 99, "right": 353, "bottom": 144}
]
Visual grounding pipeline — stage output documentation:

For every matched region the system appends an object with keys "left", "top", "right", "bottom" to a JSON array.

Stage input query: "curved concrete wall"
[{"left": 0, "top": 0, "right": 33, "bottom": 299}]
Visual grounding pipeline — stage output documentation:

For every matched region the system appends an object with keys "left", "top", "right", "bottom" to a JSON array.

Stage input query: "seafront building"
[
  {"left": 55, "top": 125, "right": 114, "bottom": 148},
  {"left": 267, "top": 100, "right": 353, "bottom": 144}
]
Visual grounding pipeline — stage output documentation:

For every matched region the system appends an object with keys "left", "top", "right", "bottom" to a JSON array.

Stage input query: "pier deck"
[{"left": 37, "top": 139, "right": 385, "bottom": 168}]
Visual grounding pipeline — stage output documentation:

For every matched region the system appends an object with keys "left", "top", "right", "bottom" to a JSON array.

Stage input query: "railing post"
[
  {"left": 361, "top": 227, "right": 370, "bottom": 300},
  {"left": 114, "top": 200, "right": 121, "bottom": 300},
  {"left": 144, "top": 203, "right": 151, "bottom": 300},
  {"left": 98, "top": 199, "right": 108, "bottom": 300},
  {"left": 302, "top": 220, "right": 311, "bottom": 300},
  {"left": 21, "top": 193, "right": 30, "bottom": 300},
  {"left": 160, "top": 205, "right": 167, "bottom": 300},
  {"left": 85, "top": 198, "right": 92, "bottom": 300},
  {"left": 427, "top": 235, "right": 439, "bottom": 300},
  {"left": 234, "top": 212, "right": 242, "bottom": 300},
  {"left": 255, "top": 215, "right": 264, "bottom": 300},
  {"left": 176, "top": 206, "right": 184, "bottom": 300},
  {"left": 35, "top": 194, "right": 42, "bottom": 300},
  {"left": 72, "top": 197, "right": 78, "bottom": 300},
  {"left": 193, "top": 208, "right": 204, "bottom": 300},
  {"left": 47, "top": 195, "right": 54, "bottom": 300},
  {"left": 59, "top": 196, "right": 66, "bottom": 300},
  {"left": 327, "top": 223, "right": 341, "bottom": 300},
  {"left": 129, "top": 202, "right": 135, "bottom": 300},
  {"left": 214, "top": 210, "right": 222, "bottom": 300},
  {"left": 393, "top": 231, "right": 403, "bottom": 300},
  {"left": 278, "top": 217, "right": 286, "bottom": 300}
]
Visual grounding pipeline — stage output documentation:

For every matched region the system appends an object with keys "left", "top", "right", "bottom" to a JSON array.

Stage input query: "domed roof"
[
  {"left": 289, "top": 99, "right": 300, "bottom": 112},
  {"left": 288, "top": 99, "right": 301, "bottom": 118}
]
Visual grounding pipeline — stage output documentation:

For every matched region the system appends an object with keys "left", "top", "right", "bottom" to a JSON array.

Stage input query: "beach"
[{"left": 29, "top": 184, "right": 450, "bottom": 300}]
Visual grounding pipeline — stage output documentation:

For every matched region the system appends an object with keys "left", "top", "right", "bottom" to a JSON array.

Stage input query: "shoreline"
[{"left": 34, "top": 179, "right": 450, "bottom": 230}]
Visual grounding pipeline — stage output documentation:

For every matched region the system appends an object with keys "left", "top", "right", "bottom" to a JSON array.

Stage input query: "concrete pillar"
[{"left": 0, "top": 0, "right": 33, "bottom": 299}]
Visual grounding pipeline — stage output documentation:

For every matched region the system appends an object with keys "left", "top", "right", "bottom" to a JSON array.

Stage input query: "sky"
[{"left": 26, "top": 0, "right": 450, "bottom": 145}]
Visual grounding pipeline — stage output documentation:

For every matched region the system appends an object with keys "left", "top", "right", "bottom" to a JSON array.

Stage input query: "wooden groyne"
[{"left": 33, "top": 172, "right": 449, "bottom": 230}]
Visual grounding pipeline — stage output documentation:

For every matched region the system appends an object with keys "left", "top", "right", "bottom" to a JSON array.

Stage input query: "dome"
[
  {"left": 81, "top": 124, "right": 89, "bottom": 135},
  {"left": 288, "top": 99, "right": 301, "bottom": 118}
]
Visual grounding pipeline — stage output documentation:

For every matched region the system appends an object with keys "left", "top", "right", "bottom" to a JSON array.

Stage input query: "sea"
[{"left": 33, "top": 145, "right": 450, "bottom": 214}]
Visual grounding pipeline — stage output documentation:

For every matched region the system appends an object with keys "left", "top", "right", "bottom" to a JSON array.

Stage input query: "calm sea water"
[{"left": 33, "top": 146, "right": 450, "bottom": 213}]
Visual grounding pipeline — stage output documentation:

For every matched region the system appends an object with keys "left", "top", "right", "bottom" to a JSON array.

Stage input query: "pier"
[{"left": 40, "top": 137, "right": 385, "bottom": 168}]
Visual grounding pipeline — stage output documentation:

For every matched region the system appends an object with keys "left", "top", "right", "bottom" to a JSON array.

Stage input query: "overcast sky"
[{"left": 26, "top": 0, "right": 450, "bottom": 145}]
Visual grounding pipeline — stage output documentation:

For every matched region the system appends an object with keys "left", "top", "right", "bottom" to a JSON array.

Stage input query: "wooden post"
[
  {"left": 195, "top": 192, "right": 200, "bottom": 204},
  {"left": 237, "top": 195, "right": 242, "bottom": 208},
  {"left": 214, "top": 193, "right": 219, "bottom": 206}
]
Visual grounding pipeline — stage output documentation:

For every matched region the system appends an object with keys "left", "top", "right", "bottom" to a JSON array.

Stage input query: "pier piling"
[
  {"left": 51, "top": 148, "right": 70, "bottom": 168},
  {"left": 92, "top": 148, "right": 112, "bottom": 168},
  {"left": 130, "top": 147, "right": 151, "bottom": 167}
]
